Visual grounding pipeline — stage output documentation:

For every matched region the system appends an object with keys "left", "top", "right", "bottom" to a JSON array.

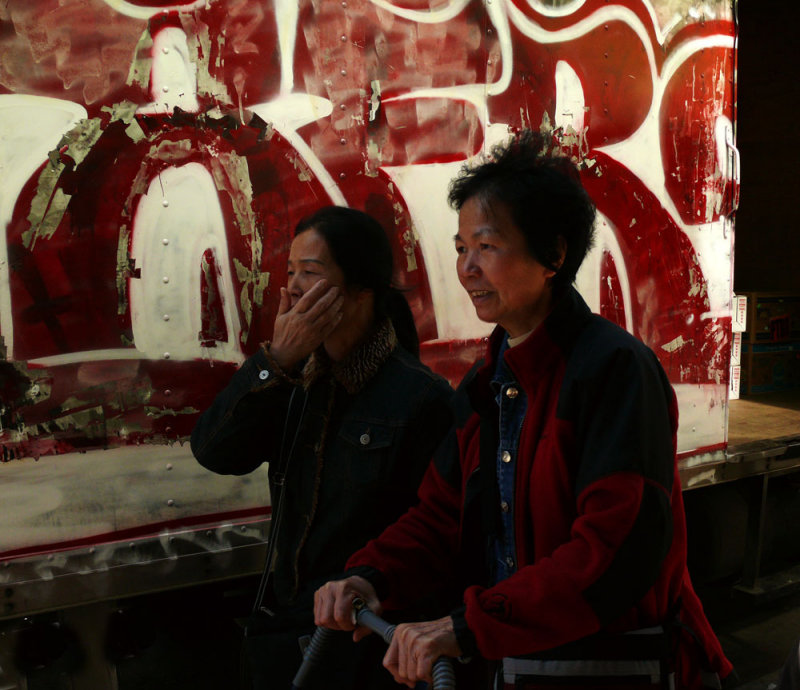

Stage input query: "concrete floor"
[
  {"left": 7, "top": 574, "right": 800, "bottom": 689},
  {"left": 698, "top": 582, "right": 800, "bottom": 689}
]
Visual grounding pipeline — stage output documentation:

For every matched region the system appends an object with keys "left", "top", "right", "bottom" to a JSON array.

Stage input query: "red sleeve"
[{"left": 464, "top": 471, "right": 669, "bottom": 659}]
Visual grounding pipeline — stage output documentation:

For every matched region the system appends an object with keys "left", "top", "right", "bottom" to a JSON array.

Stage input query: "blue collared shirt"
[{"left": 490, "top": 335, "right": 528, "bottom": 583}]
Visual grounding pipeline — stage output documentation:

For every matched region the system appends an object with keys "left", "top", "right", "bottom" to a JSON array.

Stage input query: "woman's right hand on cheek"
[{"left": 269, "top": 279, "right": 344, "bottom": 370}]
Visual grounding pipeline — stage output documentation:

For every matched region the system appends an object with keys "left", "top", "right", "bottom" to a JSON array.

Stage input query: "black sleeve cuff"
[
  {"left": 344, "top": 565, "right": 391, "bottom": 601},
  {"left": 450, "top": 604, "right": 479, "bottom": 659}
]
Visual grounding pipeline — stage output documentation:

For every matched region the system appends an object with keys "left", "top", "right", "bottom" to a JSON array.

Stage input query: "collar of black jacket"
[{"left": 302, "top": 318, "right": 398, "bottom": 394}]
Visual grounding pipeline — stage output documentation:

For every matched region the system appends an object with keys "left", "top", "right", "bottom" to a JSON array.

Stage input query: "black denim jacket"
[{"left": 190, "top": 321, "right": 454, "bottom": 609}]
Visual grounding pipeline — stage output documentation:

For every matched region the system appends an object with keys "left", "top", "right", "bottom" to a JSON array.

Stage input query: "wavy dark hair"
[
  {"left": 448, "top": 130, "right": 596, "bottom": 295},
  {"left": 294, "top": 206, "right": 420, "bottom": 356}
]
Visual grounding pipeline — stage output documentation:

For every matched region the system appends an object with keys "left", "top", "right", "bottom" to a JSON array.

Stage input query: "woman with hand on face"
[{"left": 191, "top": 206, "right": 453, "bottom": 690}]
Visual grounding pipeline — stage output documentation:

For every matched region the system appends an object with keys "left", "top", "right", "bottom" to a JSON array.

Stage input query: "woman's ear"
[{"left": 554, "top": 235, "right": 567, "bottom": 270}]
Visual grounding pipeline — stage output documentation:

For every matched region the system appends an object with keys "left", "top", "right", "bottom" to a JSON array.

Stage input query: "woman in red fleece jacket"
[{"left": 314, "top": 130, "right": 732, "bottom": 689}]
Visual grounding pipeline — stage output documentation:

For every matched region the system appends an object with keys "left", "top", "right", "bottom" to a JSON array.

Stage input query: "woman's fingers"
[
  {"left": 293, "top": 279, "right": 334, "bottom": 314},
  {"left": 383, "top": 618, "right": 460, "bottom": 686},
  {"left": 276, "top": 286, "right": 291, "bottom": 316},
  {"left": 270, "top": 280, "right": 343, "bottom": 368},
  {"left": 313, "top": 576, "right": 380, "bottom": 634}
]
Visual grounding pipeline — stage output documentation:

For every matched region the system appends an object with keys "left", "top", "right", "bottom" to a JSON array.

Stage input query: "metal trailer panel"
[{"left": 1, "top": 0, "right": 737, "bottom": 618}]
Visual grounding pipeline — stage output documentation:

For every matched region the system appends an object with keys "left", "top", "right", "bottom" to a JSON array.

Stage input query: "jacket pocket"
[{"left": 338, "top": 420, "right": 397, "bottom": 486}]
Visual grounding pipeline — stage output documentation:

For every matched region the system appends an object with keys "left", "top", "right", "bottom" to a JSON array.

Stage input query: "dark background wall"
[{"left": 734, "top": 3, "right": 800, "bottom": 292}]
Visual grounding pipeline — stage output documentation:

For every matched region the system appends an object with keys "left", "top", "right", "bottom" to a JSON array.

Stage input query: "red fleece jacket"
[{"left": 347, "top": 288, "right": 732, "bottom": 688}]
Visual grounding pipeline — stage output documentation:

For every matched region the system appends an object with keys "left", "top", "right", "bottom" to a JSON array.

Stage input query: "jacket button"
[
  {"left": 505, "top": 556, "right": 515, "bottom": 569},
  {"left": 505, "top": 386, "right": 519, "bottom": 399},
  {"left": 360, "top": 433, "right": 370, "bottom": 445},
  {"left": 500, "top": 501, "right": 510, "bottom": 513},
  {"left": 501, "top": 451, "right": 512, "bottom": 463},
  {"left": 258, "top": 370, "right": 270, "bottom": 380}
]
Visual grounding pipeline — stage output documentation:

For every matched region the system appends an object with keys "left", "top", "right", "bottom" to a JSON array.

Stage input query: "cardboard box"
[
  {"left": 729, "top": 364, "right": 740, "bottom": 400},
  {"left": 730, "top": 332, "right": 742, "bottom": 366},
  {"left": 732, "top": 294, "right": 748, "bottom": 333}
]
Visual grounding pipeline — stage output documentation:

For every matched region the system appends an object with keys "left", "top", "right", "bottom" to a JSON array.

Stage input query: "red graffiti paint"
[{"left": 0, "top": 0, "right": 736, "bottom": 460}]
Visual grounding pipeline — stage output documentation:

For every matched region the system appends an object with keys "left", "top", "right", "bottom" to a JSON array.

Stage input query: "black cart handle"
[
  {"left": 291, "top": 599, "right": 456, "bottom": 689},
  {"left": 352, "top": 598, "right": 456, "bottom": 690}
]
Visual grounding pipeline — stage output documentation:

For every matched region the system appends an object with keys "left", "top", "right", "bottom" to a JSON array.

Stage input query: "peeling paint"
[
  {"left": 0, "top": 0, "right": 735, "bottom": 465},
  {"left": 126, "top": 30, "right": 154, "bottom": 91},
  {"left": 144, "top": 406, "right": 200, "bottom": 419},
  {"left": 369, "top": 79, "right": 382, "bottom": 122},
  {"left": 662, "top": 335, "right": 689, "bottom": 353}
]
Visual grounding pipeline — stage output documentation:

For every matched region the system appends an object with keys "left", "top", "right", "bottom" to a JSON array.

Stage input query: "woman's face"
[
  {"left": 287, "top": 229, "right": 347, "bottom": 306},
  {"left": 286, "top": 229, "right": 363, "bottom": 335},
  {"left": 455, "top": 196, "right": 557, "bottom": 337}
]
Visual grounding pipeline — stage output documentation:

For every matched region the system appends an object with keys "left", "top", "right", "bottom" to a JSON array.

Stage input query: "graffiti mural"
[{"left": 1, "top": 0, "right": 736, "bottom": 468}]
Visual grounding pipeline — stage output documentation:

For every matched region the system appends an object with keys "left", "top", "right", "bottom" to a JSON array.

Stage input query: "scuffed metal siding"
[{"left": 0, "top": 0, "right": 737, "bottom": 613}]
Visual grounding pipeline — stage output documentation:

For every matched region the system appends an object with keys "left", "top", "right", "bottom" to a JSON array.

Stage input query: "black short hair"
[
  {"left": 448, "top": 130, "right": 596, "bottom": 295},
  {"left": 294, "top": 206, "right": 419, "bottom": 356}
]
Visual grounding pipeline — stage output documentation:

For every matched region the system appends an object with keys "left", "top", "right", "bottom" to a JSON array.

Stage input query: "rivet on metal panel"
[
  {"left": 162, "top": 86, "right": 169, "bottom": 93},
  {"left": 341, "top": 1, "right": 347, "bottom": 7},
  {"left": 340, "top": 69, "right": 347, "bottom": 77},
  {"left": 162, "top": 238, "right": 169, "bottom": 245},
  {"left": 487, "top": 60, "right": 492, "bottom": 66},
  {"left": 167, "top": 499, "right": 175, "bottom": 507},
  {"left": 206, "top": 531, "right": 213, "bottom": 538},
  {"left": 162, "top": 276, "right": 169, "bottom": 283},
  {"left": 129, "top": 542, "right": 136, "bottom": 549},
  {"left": 162, "top": 199, "right": 169, "bottom": 207},
  {"left": 165, "top": 389, "right": 172, "bottom": 396},
  {"left": 165, "top": 426, "right": 172, "bottom": 433},
  {"left": 340, "top": 138, "right": 346, "bottom": 145},
  {"left": 340, "top": 104, "right": 346, "bottom": 110},
  {"left": 163, "top": 352, "right": 171, "bottom": 359},
  {"left": 240, "top": 526, "right": 247, "bottom": 532},
  {"left": 163, "top": 314, "right": 170, "bottom": 321},
  {"left": 162, "top": 47, "right": 170, "bottom": 54},
  {"left": 166, "top": 463, "right": 173, "bottom": 471},
  {"left": 692, "top": 427, "right": 697, "bottom": 433},
  {"left": 339, "top": 172, "right": 346, "bottom": 179},
  {"left": 341, "top": 35, "right": 347, "bottom": 42}
]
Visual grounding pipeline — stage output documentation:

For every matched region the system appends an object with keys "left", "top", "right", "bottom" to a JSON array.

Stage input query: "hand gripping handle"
[
  {"left": 291, "top": 599, "right": 456, "bottom": 689},
  {"left": 352, "top": 598, "right": 455, "bottom": 690}
]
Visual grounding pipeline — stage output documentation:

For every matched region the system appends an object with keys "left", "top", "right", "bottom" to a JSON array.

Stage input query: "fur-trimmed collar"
[{"left": 302, "top": 319, "right": 398, "bottom": 394}]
